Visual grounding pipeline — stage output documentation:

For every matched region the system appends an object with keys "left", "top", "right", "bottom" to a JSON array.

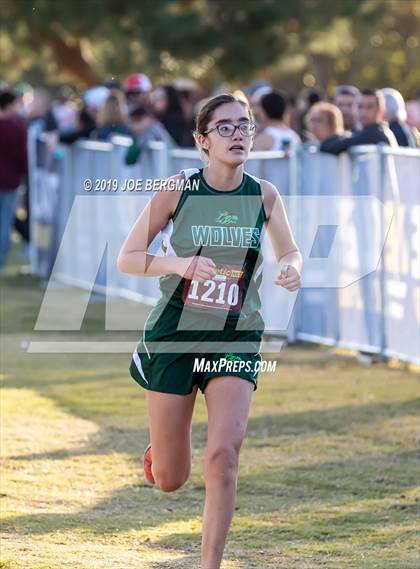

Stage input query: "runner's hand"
[
  {"left": 177, "top": 256, "right": 217, "bottom": 282},
  {"left": 275, "top": 264, "right": 301, "bottom": 291}
]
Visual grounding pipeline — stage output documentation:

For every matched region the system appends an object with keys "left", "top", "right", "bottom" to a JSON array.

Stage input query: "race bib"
[{"left": 182, "top": 263, "right": 245, "bottom": 313}]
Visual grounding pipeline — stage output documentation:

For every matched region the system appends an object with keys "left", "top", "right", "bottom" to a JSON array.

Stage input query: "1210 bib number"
[{"left": 182, "top": 263, "right": 245, "bottom": 313}]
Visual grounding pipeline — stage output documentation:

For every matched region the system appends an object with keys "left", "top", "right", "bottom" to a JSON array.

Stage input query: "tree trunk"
[{"left": 45, "top": 24, "right": 101, "bottom": 87}]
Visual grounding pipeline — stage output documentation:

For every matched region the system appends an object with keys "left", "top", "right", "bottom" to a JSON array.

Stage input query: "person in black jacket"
[
  {"left": 320, "top": 89, "right": 397, "bottom": 155},
  {"left": 305, "top": 101, "right": 347, "bottom": 150}
]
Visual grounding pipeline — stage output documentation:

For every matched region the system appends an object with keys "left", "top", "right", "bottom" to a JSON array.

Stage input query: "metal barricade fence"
[{"left": 27, "top": 124, "right": 420, "bottom": 364}]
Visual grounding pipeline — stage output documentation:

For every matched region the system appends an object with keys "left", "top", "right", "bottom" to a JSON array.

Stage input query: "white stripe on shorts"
[{"left": 133, "top": 350, "right": 149, "bottom": 384}]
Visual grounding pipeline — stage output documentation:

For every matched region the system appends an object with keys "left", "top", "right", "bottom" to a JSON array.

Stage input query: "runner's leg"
[
  {"left": 146, "top": 385, "right": 199, "bottom": 492},
  {"left": 200, "top": 375, "right": 254, "bottom": 569}
]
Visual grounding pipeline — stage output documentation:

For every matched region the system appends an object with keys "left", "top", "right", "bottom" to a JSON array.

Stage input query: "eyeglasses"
[{"left": 204, "top": 122, "right": 256, "bottom": 137}]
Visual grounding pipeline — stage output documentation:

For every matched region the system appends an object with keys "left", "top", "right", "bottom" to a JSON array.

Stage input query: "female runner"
[{"left": 117, "top": 93, "right": 302, "bottom": 569}]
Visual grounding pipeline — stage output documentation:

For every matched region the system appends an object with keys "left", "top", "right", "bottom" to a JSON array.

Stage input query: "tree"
[{"left": 0, "top": 0, "right": 417, "bottom": 96}]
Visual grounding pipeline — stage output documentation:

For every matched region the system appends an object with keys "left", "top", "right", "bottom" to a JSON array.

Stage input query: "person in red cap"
[{"left": 124, "top": 73, "right": 152, "bottom": 112}]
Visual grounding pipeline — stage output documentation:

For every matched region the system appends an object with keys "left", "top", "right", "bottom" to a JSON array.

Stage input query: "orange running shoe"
[{"left": 143, "top": 442, "right": 155, "bottom": 485}]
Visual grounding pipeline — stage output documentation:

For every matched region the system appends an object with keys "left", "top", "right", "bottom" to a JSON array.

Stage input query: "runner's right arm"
[{"left": 117, "top": 173, "right": 216, "bottom": 281}]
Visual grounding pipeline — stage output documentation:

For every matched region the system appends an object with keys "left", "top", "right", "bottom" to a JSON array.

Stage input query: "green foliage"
[{"left": 0, "top": 0, "right": 418, "bottom": 96}]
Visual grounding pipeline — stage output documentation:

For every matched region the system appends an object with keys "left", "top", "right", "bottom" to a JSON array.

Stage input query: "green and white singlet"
[{"left": 129, "top": 167, "right": 268, "bottom": 395}]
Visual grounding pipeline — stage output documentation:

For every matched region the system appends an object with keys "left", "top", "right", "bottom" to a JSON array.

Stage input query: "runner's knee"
[
  {"left": 204, "top": 444, "right": 239, "bottom": 482},
  {"left": 154, "top": 467, "right": 190, "bottom": 493}
]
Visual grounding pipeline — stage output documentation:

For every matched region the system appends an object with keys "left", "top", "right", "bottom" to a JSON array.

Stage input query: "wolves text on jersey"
[{"left": 191, "top": 225, "right": 261, "bottom": 248}]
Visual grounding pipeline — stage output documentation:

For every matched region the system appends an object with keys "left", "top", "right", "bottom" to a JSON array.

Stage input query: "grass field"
[{"left": 1, "top": 246, "right": 419, "bottom": 569}]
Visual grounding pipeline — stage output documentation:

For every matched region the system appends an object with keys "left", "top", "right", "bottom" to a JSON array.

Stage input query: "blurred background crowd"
[
  {"left": 1, "top": 74, "right": 419, "bottom": 272},
  {"left": 2, "top": 75, "right": 420, "bottom": 153},
  {"left": 1, "top": 0, "right": 419, "bottom": 273}
]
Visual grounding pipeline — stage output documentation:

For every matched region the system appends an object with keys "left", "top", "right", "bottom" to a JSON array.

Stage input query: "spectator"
[
  {"left": 320, "top": 88, "right": 398, "bottom": 155},
  {"left": 0, "top": 90, "right": 28, "bottom": 271},
  {"left": 125, "top": 105, "right": 173, "bottom": 165},
  {"left": 333, "top": 85, "right": 360, "bottom": 133},
  {"left": 59, "top": 105, "right": 96, "bottom": 144},
  {"left": 47, "top": 86, "right": 78, "bottom": 136},
  {"left": 286, "top": 94, "right": 300, "bottom": 134},
  {"left": 297, "top": 87, "right": 323, "bottom": 140},
  {"left": 244, "top": 80, "right": 272, "bottom": 100},
  {"left": 27, "top": 87, "right": 58, "bottom": 132},
  {"left": 82, "top": 86, "right": 110, "bottom": 122},
  {"left": 249, "top": 85, "right": 273, "bottom": 134},
  {"left": 59, "top": 86, "right": 108, "bottom": 144},
  {"left": 173, "top": 77, "right": 200, "bottom": 119},
  {"left": 16, "top": 87, "right": 58, "bottom": 258},
  {"left": 381, "top": 88, "right": 418, "bottom": 148},
  {"left": 152, "top": 84, "right": 195, "bottom": 147},
  {"left": 305, "top": 102, "right": 346, "bottom": 150},
  {"left": 174, "top": 80, "right": 198, "bottom": 143},
  {"left": 13, "top": 82, "right": 34, "bottom": 121},
  {"left": 253, "top": 90, "right": 300, "bottom": 152},
  {"left": 124, "top": 73, "right": 152, "bottom": 112},
  {"left": 406, "top": 88, "right": 420, "bottom": 130},
  {"left": 95, "top": 90, "right": 130, "bottom": 140}
]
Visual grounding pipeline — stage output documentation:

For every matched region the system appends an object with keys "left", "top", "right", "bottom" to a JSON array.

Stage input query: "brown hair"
[
  {"left": 97, "top": 89, "right": 128, "bottom": 127},
  {"left": 194, "top": 93, "right": 253, "bottom": 155},
  {"left": 306, "top": 101, "right": 344, "bottom": 134}
]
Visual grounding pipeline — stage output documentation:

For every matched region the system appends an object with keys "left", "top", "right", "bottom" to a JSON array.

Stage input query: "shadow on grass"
[
  {"left": 154, "top": 497, "right": 419, "bottom": 551},
  {"left": 7, "top": 397, "right": 419, "bottom": 464},
  {"left": 2, "top": 449, "right": 418, "bottom": 542},
  {"left": 147, "top": 558, "right": 201, "bottom": 569},
  {"left": 2, "top": 255, "right": 419, "bottom": 563},
  {"left": 246, "top": 398, "right": 420, "bottom": 438}
]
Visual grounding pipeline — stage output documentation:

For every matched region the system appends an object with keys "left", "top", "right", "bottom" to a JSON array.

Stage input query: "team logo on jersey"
[
  {"left": 223, "top": 353, "right": 243, "bottom": 363},
  {"left": 216, "top": 211, "right": 239, "bottom": 225}
]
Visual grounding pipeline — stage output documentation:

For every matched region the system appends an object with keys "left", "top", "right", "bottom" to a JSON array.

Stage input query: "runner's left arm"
[{"left": 261, "top": 179, "right": 302, "bottom": 292}]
